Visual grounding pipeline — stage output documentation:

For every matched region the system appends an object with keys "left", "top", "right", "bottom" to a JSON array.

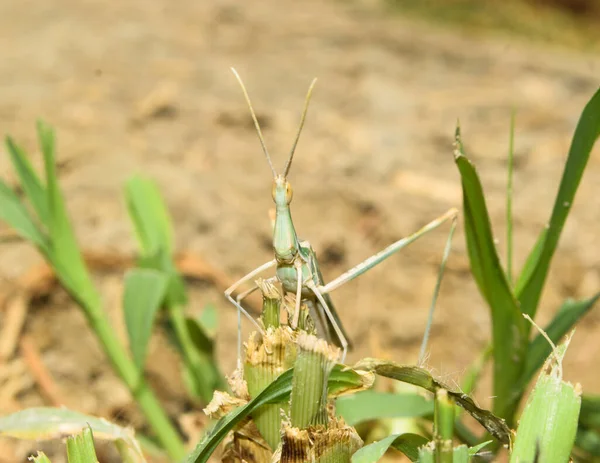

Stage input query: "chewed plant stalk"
[
  {"left": 258, "top": 278, "right": 281, "bottom": 330},
  {"left": 279, "top": 333, "right": 362, "bottom": 463},
  {"left": 510, "top": 325, "right": 581, "bottom": 463},
  {"left": 244, "top": 279, "right": 298, "bottom": 450}
]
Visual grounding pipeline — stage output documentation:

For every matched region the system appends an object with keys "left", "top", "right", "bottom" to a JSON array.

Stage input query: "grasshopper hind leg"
[{"left": 306, "top": 281, "right": 349, "bottom": 363}]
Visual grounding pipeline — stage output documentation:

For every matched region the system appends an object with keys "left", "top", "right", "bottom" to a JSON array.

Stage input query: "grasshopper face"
[
  {"left": 272, "top": 175, "right": 298, "bottom": 264},
  {"left": 272, "top": 175, "right": 293, "bottom": 207}
]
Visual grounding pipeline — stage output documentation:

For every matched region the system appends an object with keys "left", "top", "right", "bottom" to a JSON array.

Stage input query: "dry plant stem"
[
  {"left": 280, "top": 418, "right": 362, "bottom": 463},
  {"left": 20, "top": 334, "right": 67, "bottom": 407},
  {"left": 222, "top": 419, "right": 272, "bottom": 463}
]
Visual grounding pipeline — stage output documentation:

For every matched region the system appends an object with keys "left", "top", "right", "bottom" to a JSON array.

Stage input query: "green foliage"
[
  {"left": 0, "top": 408, "right": 146, "bottom": 462},
  {"left": 65, "top": 427, "right": 99, "bottom": 463},
  {"left": 353, "top": 359, "right": 511, "bottom": 445},
  {"left": 510, "top": 337, "right": 581, "bottom": 463},
  {"left": 125, "top": 176, "right": 225, "bottom": 401},
  {"left": 351, "top": 433, "right": 429, "bottom": 462},
  {"left": 336, "top": 391, "right": 433, "bottom": 426},
  {"left": 516, "top": 86, "right": 600, "bottom": 318},
  {"left": 454, "top": 85, "right": 600, "bottom": 431},
  {"left": 124, "top": 268, "right": 170, "bottom": 370},
  {"left": 185, "top": 365, "right": 372, "bottom": 463},
  {"left": 454, "top": 132, "right": 527, "bottom": 423},
  {"left": 0, "top": 126, "right": 185, "bottom": 459}
]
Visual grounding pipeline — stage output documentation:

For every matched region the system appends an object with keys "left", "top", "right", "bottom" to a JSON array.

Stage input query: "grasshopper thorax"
[{"left": 272, "top": 174, "right": 299, "bottom": 263}]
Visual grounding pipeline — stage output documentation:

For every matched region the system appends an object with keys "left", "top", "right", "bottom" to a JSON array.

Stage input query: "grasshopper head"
[{"left": 272, "top": 175, "right": 293, "bottom": 207}]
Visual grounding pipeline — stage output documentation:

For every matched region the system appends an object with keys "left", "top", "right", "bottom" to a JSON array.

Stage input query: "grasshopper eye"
[
  {"left": 285, "top": 183, "right": 293, "bottom": 203},
  {"left": 271, "top": 182, "right": 277, "bottom": 201}
]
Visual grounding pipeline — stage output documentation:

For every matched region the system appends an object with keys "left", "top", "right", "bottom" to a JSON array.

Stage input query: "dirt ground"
[{"left": 0, "top": 0, "right": 599, "bottom": 461}]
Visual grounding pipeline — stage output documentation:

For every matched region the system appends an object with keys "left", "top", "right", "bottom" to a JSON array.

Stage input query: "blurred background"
[{"left": 0, "top": 0, "right": 599, "bottom": 460}]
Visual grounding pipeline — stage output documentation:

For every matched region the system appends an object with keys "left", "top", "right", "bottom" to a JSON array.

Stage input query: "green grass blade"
[
  {"left": 0, "top": 407, "right": 145, "bottom": 461},
  {"left": 123, "top": 268, "right": 169, "bottom": 370},
  {"left": 506, "top": 111, "right": 515, "bottom": 283},
  {"left": 5, "top": 136, "right": 49, "bottom": 224},
  {"left": 353, "top": 358, "right": 511, "bottom": 445},
  {"left": 336, "top": 391, "right": 433, "bottom": 426},
  {"left": 514, "top": 230, "right": 546, "bottom": 296},
  {"left": 453, "top": 127, "right": 527, "bottom": 424},
  {"left": 351, "top": 433, "right": 428, "bottom": 463},
  {"left": 37, "top": 121, "right": 99, "bottom": 307},
  {"left": 0, "top": 179, "right": 48, "bottom": 251},
  {"left": 197, "top": 303, "right": 218, "bottom": 336},
  {"left": 125, "top": 174, "right": 224, "bottom": 400},
  {"left": 516, "top": 86, "right": 600, "bottom": 318},
  {"left": 185, "top": 364, "right": 372, "bottom": 463},
  {"left": 29, "top": 452, "right": 52, "bottom": 463},
  {"left": 125, "top": 176, "right": 173, "bottom": 256},
  {"left": 519, "top": 293, "right": 600, "bottom": 391},
  {"left": 184, "top": 310, "right": 226, "bottom": 392},
  {"left": 469, "top": 440, "right": 492, "bottom": 456},
  {"left": 66, "top": 427, "right": 98, "bottom": 463}
]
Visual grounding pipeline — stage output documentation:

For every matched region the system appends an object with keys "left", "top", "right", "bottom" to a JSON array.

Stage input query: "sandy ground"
[{"left": 0, "top": 0, "right": 599, "bottom": 460}]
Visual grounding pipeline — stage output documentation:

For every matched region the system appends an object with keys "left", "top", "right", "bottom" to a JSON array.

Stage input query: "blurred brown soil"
[{"left": 0, "top": 0, "right": 599, "bottom": 461}]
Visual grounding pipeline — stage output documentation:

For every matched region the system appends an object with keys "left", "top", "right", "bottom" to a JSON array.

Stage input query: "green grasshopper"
[{"left": 225, "top": 69, "right": 458, "bottom": 364}]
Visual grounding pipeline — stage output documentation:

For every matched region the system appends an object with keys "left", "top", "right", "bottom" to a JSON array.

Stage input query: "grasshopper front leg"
[{"left": 225, "top": 259, "right": 277, "bottom": 366}]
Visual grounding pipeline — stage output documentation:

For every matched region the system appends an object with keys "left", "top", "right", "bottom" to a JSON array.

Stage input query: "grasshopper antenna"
[
  {"left": 231, "top": 67, "right": 277, "bottom": 178},
  {"left": 283, "top": 78, "right": 317, "bottom": 178}
]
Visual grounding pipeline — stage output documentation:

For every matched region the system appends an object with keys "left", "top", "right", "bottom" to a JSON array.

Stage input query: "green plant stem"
[
  {"left": 167, "top": 303, "right": 222, "bottom": 401},
  {"left": 81, "top": 301, "right": 185, "bottom": 460},
  {"left": 434, "top": 390, "right": 454, "bottom": 463}
]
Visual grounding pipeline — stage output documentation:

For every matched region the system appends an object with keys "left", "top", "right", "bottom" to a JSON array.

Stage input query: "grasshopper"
[{"left": 225, "top": 68, "right": 458, "bottom": 364}]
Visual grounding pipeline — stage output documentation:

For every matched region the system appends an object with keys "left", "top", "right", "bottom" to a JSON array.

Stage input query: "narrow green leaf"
[
  {"left": 336, "top": 391, "right": 433, "bottom": 426},
  {"left": 351, "top": 433, "right": 428, "bottom": 463},
  {"left": 123, "top": 268, "right": 169, "bottom": 370},
  {"left": 469, "top": 440, "right": 492, "bottom": 456},
  {"left": 506, "top": 110, "right": 515, "bottom": 283},
  {"left": 517, "top": 86, "right": 600, "bottom": 317},
  {"left": 125, "top": 176, "right": 173, "bottom": 256},
  {"left": 514, "top": 229, "right": 546, "bottom": 296},
  {"left": 198, "top": 304, "right": 218, "bottom": 337},
  {"left": 454, "top": 128, "right": 527, "bottom": 423},
  {"left": 185, "top": 365, "right": 372, "bottom": 463},
  {"left": 353, "top": 358, "right": 511, "bottom": 445},
  {"left": 185, "top": 317, "right": 215, "bottom": 357},
  {"left": 66, "top": 427, "right": 98, "bottom": 463},
  {"left": 0, "top": 179, "right": 48, "bottom": 251},
  {"left": 0, "top": 407, "right": 145, "bottom": 462},
  {"left": 37, "top": 121, "right": 99, "bottom": 308},
  {"left": 519, "top": 293, "right": 600, "bottom": 391},
  {"left": 5, "top": 136, "right": 49, "bottom": 224}
]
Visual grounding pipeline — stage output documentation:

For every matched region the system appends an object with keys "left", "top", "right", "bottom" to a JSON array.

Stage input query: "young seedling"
[{"left": 225, "top": 68, "right": 458, "bottom": 364}]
